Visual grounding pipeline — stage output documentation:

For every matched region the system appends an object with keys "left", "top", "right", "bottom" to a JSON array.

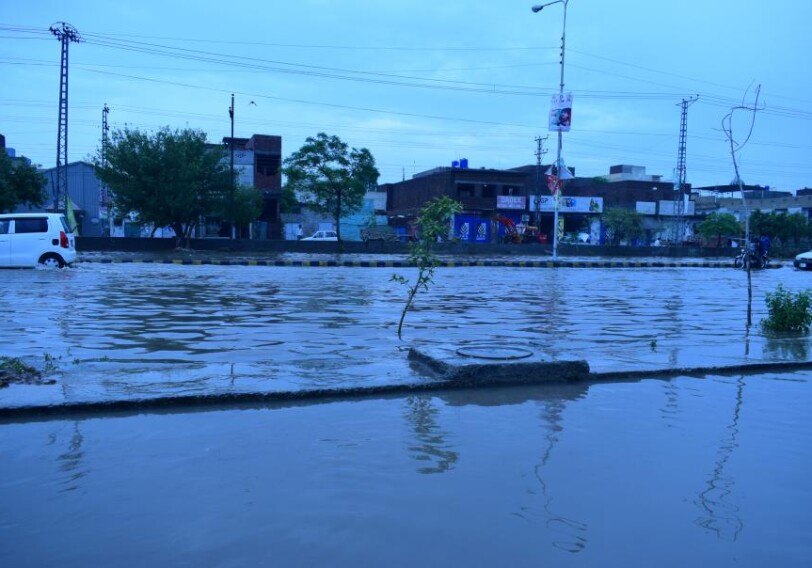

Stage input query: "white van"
[{"left": 0, "top": 213, "right": 77, "bottom": 268}]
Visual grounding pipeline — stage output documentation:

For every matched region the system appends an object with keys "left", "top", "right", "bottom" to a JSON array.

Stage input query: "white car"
[
  {"left": 794, "top": 250, "right": 812, "bottom": 270},
  {"left": 301, "top": 230, "right": 338, "bottom": 242},
  {"left": 0, "top": 213, "right": 77, "bottom": 268}
]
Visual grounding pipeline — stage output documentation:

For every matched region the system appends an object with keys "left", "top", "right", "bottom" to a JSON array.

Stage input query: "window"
[
  {"left": 457, "top": 183, "right": 475, "bottom": 198},
  {"left": 0, "top": 221, "right": 8, "bottom": 235},
  {"left": 482, "top": 184, "right": 495, "bottom": 198},
  {"left": 14, "top": 218, "right": 48, "bottom": 234},
  {"left": 255, "top": 154, "right": 280, "bottom": 177}
]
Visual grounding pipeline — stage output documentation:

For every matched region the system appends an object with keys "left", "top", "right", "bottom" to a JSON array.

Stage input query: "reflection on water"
[
  {"left": 404, "top": 396, "right": 458, "bottom": 474},
  {"left": 694, "top": 376, "right": 745, "bottom": 541},
  {"left": 56, "top": 422, "right": 87, "bottom": 493},
  {"left": 520, "top": 400, "right": 588, "bottom": 553},
  {"left": 764, "top": 336, "right": 809, "bottom": 360},
  {"left": 1, "top": 374, "right": 810, "bottom": 566}
]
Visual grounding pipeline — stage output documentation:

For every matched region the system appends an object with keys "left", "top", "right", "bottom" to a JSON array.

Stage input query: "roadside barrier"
[{"left": 78, "top": 258, "right": 783, "bottom": 269}]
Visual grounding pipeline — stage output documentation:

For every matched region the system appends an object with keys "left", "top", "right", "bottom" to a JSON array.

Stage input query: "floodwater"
[
  {"left": 1, "top": 259, "right": 811, "bottom": 565},
  {"left": 1, "top": 374, "right": 810, "bottom": 566},
  {"left": 1, "top": 258, "right": 811, "bottom": 406}
]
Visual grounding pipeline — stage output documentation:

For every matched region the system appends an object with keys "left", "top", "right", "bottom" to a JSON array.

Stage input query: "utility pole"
[
  {"left": 102, "top": 104, "right": 111, "bottom": 236},
  {"left": 229, "top": 93, "right": 235, "bottom": 239},
  {"left": 50, "top": 22, "right": 81, "bottom": 213},
  {"left": 532, "top": 0, "right": 570, "bottom": 259},
  {"left": 672, "top": 95, "right": 698, "bottom": 244},
  {"left": 534, "top": 135, "right": 548, "bottom": 228}
]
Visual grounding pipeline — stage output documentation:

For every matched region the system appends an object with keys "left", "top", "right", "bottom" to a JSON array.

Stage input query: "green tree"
[
  {"left": 282, "top": 133, "right": 379, "bottom": 243},
  {"left": 278, "top": 185, "right": 299, "bottom": 214},
  {"left": 783, "top": 212, "right": 810, "bottom": 247},
  {"left": 392, "top": 196, "right": 462, "bottom": 340},
  {"left": 212, "top": 184, "right": 264, "bottom": 237},
  {"left": 94, "top": 127, "right": 230, "bottom": 246},
  {"left": 602, "top": 208, "right": 644, "bottom": 245},
  {"left": 697, "top": 212, "right": 742, "bottom": 247},
  {"left": 749, "top": 210, "right": 775, "bottom": 239},
  {"left": 0, "top": 152, "right": 47, "bottom": 213}
]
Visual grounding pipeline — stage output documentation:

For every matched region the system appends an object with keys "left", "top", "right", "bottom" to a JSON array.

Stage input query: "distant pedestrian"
[{"left": 762, "top": 235, "right": 771, "bottom": 254}]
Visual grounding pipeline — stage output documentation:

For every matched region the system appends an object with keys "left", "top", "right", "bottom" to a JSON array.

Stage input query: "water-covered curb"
[
  {"left": 3, "top": 358, "right": 812, "bottom": 421},
  {"left": 76, "top": 257, "right": 782, "bottom": 269}
]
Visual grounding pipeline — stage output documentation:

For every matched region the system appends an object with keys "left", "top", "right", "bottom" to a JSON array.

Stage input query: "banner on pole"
[{"left": 549, "top": 92, "right": 573, "bottom": 132}]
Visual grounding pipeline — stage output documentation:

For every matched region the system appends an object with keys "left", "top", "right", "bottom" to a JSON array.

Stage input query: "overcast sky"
[{"left": 2, "top": 0, "right": 811, "bottom": 192}]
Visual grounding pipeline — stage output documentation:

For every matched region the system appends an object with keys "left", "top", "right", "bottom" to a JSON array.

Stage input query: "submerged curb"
[
  {"left": 77, "top": 257, "right": 782, "bottom": 269},
  {"left": 2, "top": 358, "right": 812, "bottom": 421}
]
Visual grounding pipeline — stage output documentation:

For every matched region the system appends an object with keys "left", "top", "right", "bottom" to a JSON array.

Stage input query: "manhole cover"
[{"left": 455, "top": 345, "right": 534, "bottom": 360}]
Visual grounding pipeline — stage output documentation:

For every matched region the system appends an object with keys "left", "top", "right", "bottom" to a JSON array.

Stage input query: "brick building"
[
  {"left": 381, "top": 162, "right": 689, "bottom": 244},
  {"left": 222, "top": 134, "right": 283, "bottom": 238}
]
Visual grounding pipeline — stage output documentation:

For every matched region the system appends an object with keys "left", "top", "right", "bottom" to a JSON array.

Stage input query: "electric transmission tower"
[
  {"left": 50, "top": 22, "right": 82, "bottom": 212},
  {"left": 672, "top": 95, "right": 698, "bottom": 243},
  {"left": 102, "top": 104, "right": 110, "bottom": 164},
  {"left": 101, "top": 104, "right": 112, "bottom": 234},
  {"left": 533, "top": 135, "right": 548, "bottom": 226}
]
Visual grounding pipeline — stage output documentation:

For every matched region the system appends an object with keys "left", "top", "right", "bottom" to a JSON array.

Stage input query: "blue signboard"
[{"left": 454, "top": 215, "right": 490, "bottom": 243}]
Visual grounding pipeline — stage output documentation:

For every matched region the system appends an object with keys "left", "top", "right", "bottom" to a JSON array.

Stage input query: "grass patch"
[{"left": 761, "top": 284, "right": 812, "bottom": 333}]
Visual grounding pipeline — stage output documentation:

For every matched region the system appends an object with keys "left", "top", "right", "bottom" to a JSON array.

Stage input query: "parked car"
[
  {"left": 301, "top": 230, "right": 338, "bottom": 242},
  {"left": 0, "top": 213, "right": 77, "bottom": 268},
  {"left": 794, "top": 250, "right": 812, "bottom": 270}
]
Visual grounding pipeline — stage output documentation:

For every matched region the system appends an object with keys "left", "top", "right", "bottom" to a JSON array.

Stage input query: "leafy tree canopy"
[
  {"left": 0, "top": 152, "right": 47, "bottom": 213},
  {"left": 282, "top": 132, "right": 379, "bottom": 242},
  {"left": 602, "top": 208, "right": 644, "bottom": 245},
  {"left": 697, "top": 212, "right": 742, "bottom": 247},
  {"left": 212, "top": 184, "right": 264, "bottom": 236},
  {"left": 94, "top": 127, "right": 230, "bottom": 245},
  {"left": 750, "top": 209, "right": 810, "bottom": 246}
]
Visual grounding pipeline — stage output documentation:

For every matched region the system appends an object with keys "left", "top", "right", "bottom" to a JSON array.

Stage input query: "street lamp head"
[{"left": 532, "top": 0, "right": 566, "bottom": 12}]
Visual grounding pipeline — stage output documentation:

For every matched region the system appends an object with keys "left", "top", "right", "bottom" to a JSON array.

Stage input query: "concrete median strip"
[
  {"left": 5, "top": 347, "right": 812, "bottom": 420},
  {"left": 408, "top": 344, "right": 591, "bottom": 384},
  {"left": 76, "top": 257, "right": 781, "bottom": 269}
]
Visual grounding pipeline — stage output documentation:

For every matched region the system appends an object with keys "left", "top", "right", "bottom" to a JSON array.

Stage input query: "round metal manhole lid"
[{"left": 455, "top": 345, "right": 534, "bottom": 360}]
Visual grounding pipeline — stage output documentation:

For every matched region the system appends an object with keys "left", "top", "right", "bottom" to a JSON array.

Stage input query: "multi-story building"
[
  {"left": 381, "top": 162, "right": 691, "bottom": 244},
  {"left": 222, "top": 134, "right": 282, "bottom": 238},
  {"left": 11, "top": 133, "right": 283, "bottom": 239}
]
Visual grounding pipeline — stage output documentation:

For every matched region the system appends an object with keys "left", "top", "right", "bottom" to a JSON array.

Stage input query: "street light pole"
[{"left": 532, "top": 0, "right": 568, "bottom": 260}]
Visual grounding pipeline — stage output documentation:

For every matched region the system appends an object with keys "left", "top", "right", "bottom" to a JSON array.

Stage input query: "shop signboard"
[
  {"left": 636, "top": 201, "right": 657, "bottom": 215},
  {"left": 658, "top": 200, "right": 696, "bottom": 216},
  {"left": 496, "top": 195, "right": 526, "bottom": 210}
]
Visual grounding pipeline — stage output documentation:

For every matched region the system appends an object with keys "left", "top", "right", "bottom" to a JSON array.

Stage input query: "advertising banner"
[
  {"left": 474, "top": 220, "right": 489, "bottom": 242},
  {"left": 549, "top": 92, "right": 573, "bottom": 132},
  {"left": 530, "top": 195, "right": 603, "bottom": 213},
  {"left": 454, "top": 215, "right": 490, "bottom": 242},
  {"left": 658, "top": 200, "right": 696, "bottom": 216}
]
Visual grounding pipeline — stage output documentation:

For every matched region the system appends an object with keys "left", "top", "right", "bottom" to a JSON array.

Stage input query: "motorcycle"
[{"left": 733, "top": 244, "right": 769, "bottom": 270}]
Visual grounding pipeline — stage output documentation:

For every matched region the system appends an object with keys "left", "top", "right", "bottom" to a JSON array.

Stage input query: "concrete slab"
[{"left": 408, "top": 343, "right": 590, "bottom": 385}]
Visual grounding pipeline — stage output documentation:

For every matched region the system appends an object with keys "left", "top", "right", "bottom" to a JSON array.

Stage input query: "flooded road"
[
  {"left": 2, "top": 260, "right": 811, "bottom": 565},
  {"left": 1, "top": 260, "right": 811, "bottom": 405},
  {"left": 1, "top": 373, "right": 810, "bottom": 566}
]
